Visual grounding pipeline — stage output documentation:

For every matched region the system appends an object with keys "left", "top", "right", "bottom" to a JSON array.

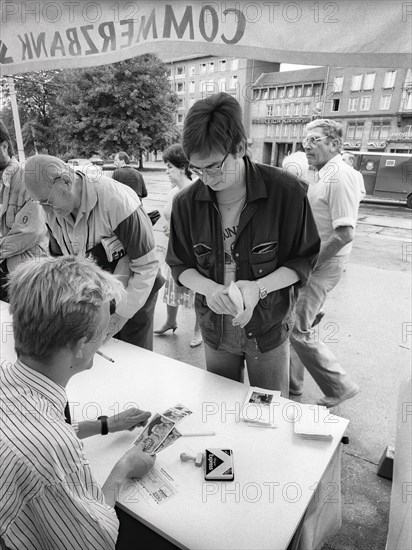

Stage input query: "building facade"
[
  {"left": 167, "top": 56, "right": 280, "bottom": 138},
  {"left": 249, "top": 67, "right": 327, "bottom": 166},
  {"left": 250, "top": 66, "right": 412, "bottom": 165},
  {"left": 325, "top": 67, "right": 412, "bottom": 154}
]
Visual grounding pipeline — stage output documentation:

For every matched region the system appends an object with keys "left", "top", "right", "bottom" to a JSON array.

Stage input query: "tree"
[
  {"left": 55, "top": 54, "right": 179, "bottom": 166},
  {"left": 0, "top": 71, "right": 63, "bottom": 156}
]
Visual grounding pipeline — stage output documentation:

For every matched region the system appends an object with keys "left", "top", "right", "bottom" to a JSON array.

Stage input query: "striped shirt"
[{"left": 0, "top": 359, "right": 119, "bottom": 550}]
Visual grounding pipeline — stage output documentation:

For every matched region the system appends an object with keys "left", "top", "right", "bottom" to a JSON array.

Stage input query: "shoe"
[
  {"left": 289, "top": 388, "right": 303, "bottom": 396},
  {"left": 190, "top": 335, "right": 203, "bottom": 348},
  {"left": 311, "top": 311, "right": 325, "bottom": 328},
  {"left": 317, "top": 384, "right": 360, "bottom": 409},
  {"left": 154, "top": 323, "right": 177, "bottom": 335}
]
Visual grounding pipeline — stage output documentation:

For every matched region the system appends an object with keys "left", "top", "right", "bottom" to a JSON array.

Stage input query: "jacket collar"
[{"left": 194, "top": 156, "right": 268, "bottom": 203}]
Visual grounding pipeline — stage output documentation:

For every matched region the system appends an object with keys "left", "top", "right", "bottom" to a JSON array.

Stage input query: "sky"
[{"left": 280, "top": 64, "right": 321, "bottom": 72}]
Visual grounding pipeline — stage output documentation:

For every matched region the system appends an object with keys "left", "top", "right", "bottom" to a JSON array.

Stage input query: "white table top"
[{"left": 0, "top": 303, "right": 349, "bottom": 550}]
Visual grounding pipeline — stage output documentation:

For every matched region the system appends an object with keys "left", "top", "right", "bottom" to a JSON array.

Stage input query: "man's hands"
[
  {"left": 205, "top": 280, "right": 261, "bottom": 328},
  {"left": 205, "top": 283, "right": 239, "bottom": 316},
  {"left": 231, "top": 280, "right": 260, "bottom": 329},
  {"left": 118, "top": 442, "right": 156, "bottom": 480},
  {"left": 103, "top": 442, "right": 156, "bottom": 507},
  {"left": 103, "top": 312, "right": 128, "bottom": 343},
  {"left": 107, "top": 408, "right": 151, "bottom": 433}
]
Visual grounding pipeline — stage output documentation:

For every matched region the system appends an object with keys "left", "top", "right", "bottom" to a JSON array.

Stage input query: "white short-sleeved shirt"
[{"left": 308, "top": 154, "right": 362, "bottom": 256}]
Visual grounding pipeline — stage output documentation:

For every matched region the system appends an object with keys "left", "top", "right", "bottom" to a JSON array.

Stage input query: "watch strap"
[
  {"left": 255, "top": 279, "right": 268, "bottom": 300},
  {"left": 97, "top": 415, "right": 109, "bottom": 435}
]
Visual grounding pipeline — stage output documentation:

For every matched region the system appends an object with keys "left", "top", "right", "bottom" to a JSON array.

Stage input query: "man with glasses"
[
  {"left": 167, "top": 93, "right": 320, "bottom": 396},
  {"left": 0, "top": 121, "right": 47, "bottom": 300},
  {"left": 289, "top": 119, "right": 362, "bottom": 407},
  {"left": 24, "top": 154, "right": 163, "bottom": 350}
]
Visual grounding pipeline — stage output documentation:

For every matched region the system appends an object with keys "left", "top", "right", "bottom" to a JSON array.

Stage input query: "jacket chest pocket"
[
  {"left": 250, "top": 241, "right": 278, "bottom": 278},
  {"left": 193, "top": 243, "right": 215, "bottom": 274}
]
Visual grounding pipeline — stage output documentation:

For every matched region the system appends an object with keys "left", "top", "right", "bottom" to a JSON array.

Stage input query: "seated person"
[{"left": 0, "top": 255, "right": 155, "bottom": 550}]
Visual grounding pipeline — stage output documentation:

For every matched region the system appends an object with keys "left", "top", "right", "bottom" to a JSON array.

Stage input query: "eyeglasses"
[
  {"left": 302, "top": 135, "right": 329, "bottom": 148},
  {"left": 31, "top": 183, "right": 55, "bottom": 206},
  {"left": 189, "top": 153, "right": 229, "bottom": 177}
]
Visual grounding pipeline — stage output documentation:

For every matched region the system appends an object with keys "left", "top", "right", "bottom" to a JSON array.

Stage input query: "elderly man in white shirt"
[{"left": 289, "top": 119, "right": 362, "bottom": 408}]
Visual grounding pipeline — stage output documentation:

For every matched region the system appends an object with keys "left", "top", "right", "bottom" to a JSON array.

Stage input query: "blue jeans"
[
  {"left": 290, "top": 255, "right": 358, "bottom": 397},
  {"left": 204, "top": 316, "right": 290, "bottom": 397}
]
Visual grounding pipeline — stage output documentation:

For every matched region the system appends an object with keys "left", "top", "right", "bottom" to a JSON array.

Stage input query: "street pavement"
[{"left": 142, "top": 162, "right": 411, "bottom": 550}]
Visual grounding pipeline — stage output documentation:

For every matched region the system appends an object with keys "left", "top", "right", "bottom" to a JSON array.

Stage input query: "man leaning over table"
[
  {"left": 166, "top": 93, "right": 320, "bottom": 397},
  {"left": 0, "top": 255, "right": 155, "bottom": 550},
  {"left": 24, "top": 154, "right": 164, "bottom": 350}
]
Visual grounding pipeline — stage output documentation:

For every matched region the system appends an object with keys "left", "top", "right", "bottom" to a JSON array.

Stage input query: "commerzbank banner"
[{"left": 1, "top": 0, "right": 411, "bottom": 76}]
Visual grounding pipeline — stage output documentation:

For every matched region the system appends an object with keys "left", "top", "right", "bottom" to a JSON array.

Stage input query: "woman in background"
[{"left": 154, "top": 144, "right": 202, "bottom": 348}]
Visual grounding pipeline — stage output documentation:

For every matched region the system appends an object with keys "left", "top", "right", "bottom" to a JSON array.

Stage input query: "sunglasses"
[{"left": 302, "top": 135, "right": 329, "bottom": 147}]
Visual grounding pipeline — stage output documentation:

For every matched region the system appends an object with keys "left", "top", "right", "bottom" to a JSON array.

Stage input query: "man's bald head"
[{"left": 25, "top": 154, "right": 70, "bottom": 195}]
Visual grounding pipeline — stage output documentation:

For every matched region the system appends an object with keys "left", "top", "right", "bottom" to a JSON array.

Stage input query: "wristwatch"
[
  {"left": 255, "top": 279, "right": 268, "bottom": 300},
  {"left": 97, "top": 415, "right": 109, "bottom": 435}
]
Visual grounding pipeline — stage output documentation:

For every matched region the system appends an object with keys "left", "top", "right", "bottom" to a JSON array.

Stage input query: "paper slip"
[
  {"left": 134, "top": 467, "right": 178, "bottom": 506},
  {"left": 293, "top": 404, "right": 336, "bottom": 440},
  {"left": 241, "top": 387, "right": 281, "bottom": 426},
  {"left": 227, "top": 281, "right": 244, "bottom": 315},
  {"left": 134, "top": 404, "right": 192, "bottom": 453}
]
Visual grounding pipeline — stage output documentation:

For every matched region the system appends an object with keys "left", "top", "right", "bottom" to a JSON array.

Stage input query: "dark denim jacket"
[{"left": 167, "top": 157, "right": 320, "bottom": 352}]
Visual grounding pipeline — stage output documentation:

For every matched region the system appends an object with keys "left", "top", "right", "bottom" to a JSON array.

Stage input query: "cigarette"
[
  {"left": 97, "top": 350, "right": 115, "bottom": 363},
  {"left": 181, "top": 432, "right": 216, "bottom": 437}
]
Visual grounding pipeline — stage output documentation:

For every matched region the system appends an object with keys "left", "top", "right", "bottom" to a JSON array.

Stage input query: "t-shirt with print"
[{"left": 217, "top": 190, "right": 247, "bottom": 286}]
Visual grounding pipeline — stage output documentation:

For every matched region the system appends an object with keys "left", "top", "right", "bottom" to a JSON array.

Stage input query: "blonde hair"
[{"left": 7, "top": 256, "right": 125, "bottom": 359}]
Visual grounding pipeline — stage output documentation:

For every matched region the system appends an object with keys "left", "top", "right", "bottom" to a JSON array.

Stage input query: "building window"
[
  {"left": 189, "top": 66, "right": 195, "bottom": 76},
  {"left": 380, "top": 95, "right": 392, "bottom": 110},
  {"left": 219, "top": 60, "right": 226, "bottom": 71},
  {"left": 402, "top": 91, "right": 412, "bottom": 110},
  {"left": 269, "top": 88, "right": 276, "bottom": 100},
  {"left": 219, "top": 78, "right": 226, "bottom": 92},
  {"left": 363, "top": 73, "right": 376, "bottom": 90},
  {"left": 302, "top": 103, "right": 310, "bottom": 115},
  {"left": 284, "top": 104, "right": 291, "bottom": 116},
  {"left": 200, "top": 63, "right": 207, "bottom": 74},
  {"left": 177, "top": 113, "right": 184, "bottom": 124},
  {"left": 348, "top": 97, "right": 359, "bottom": 111},
  {"left": 267, "top": 105, "right": 274, "bottom": 117},
  {"left": 370, "top": 122, "right": 390, "bottom": 139},
  {"left": 333, "top": 76, "right": 344, "bottom": 92},
  {"left": 346, "top": 122, "right": 364, "bottom": 140},
  {"left": 304, "top": 85, "right": 312, "bottom": 96},
  {"left": 229, "top": 75, "right": 238, "bottom": 89},
  {"left": 351, "top": 74, "right": 363, "bottom": 91},
  {"left": 177, "top": 98, "right": 184, "bottom": 109},
  {"left": 313, "top": 83, "right": 323, "bottom": 98},
  {"left": 293, "top": 103, "right": 300, "bottom": 116},
  {"left": 405, "top": 125, "right": 412, "bottom": 135},
  {"left": 231, "top": 58, "right": 239, "bottom": 70},
  {"left": 275, "top": 105, "right": 281, "bottom": 116},
  {"left": 253, "top": 89, "right": 260, "bottom": 100},
  {"left": 261, "top": 88, "right": 269, "bottom": 100},
  {"left": 286, "top": 86, "right": 294, "bottom": 98},
  {"left": 188, "top": 81, "right": 195, "bottom": 93},
  {"left": 176, "top": 66, "right": 185, "bottom": 76},
  {"left": 360, "top": 96, "right": 371, "bottom": 111},
  {"left": 383, "top": 70, "right": 397, "bottom": 88},
  {"left": 277, "top": 87, "right": 285, "bottom": 98},
  {"left": 295, "top": 86, "right": 302, "bottom": 97},
  {"left": 176, "top": 82, "right": 185, "bottom": 93},
  {"left": 208, "top": 61, "right": 215, "bottom": 72},
  {"left": 290, "top": 124, "right": 298, "bottom": 136},
  {"left": 331, "top": 98, "right": 340, "bottom": 112}
]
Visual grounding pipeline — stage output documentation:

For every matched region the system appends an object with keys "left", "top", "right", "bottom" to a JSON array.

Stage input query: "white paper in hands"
[{"left": 227, "top": 281, "right": 244, "bottom": 316}]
